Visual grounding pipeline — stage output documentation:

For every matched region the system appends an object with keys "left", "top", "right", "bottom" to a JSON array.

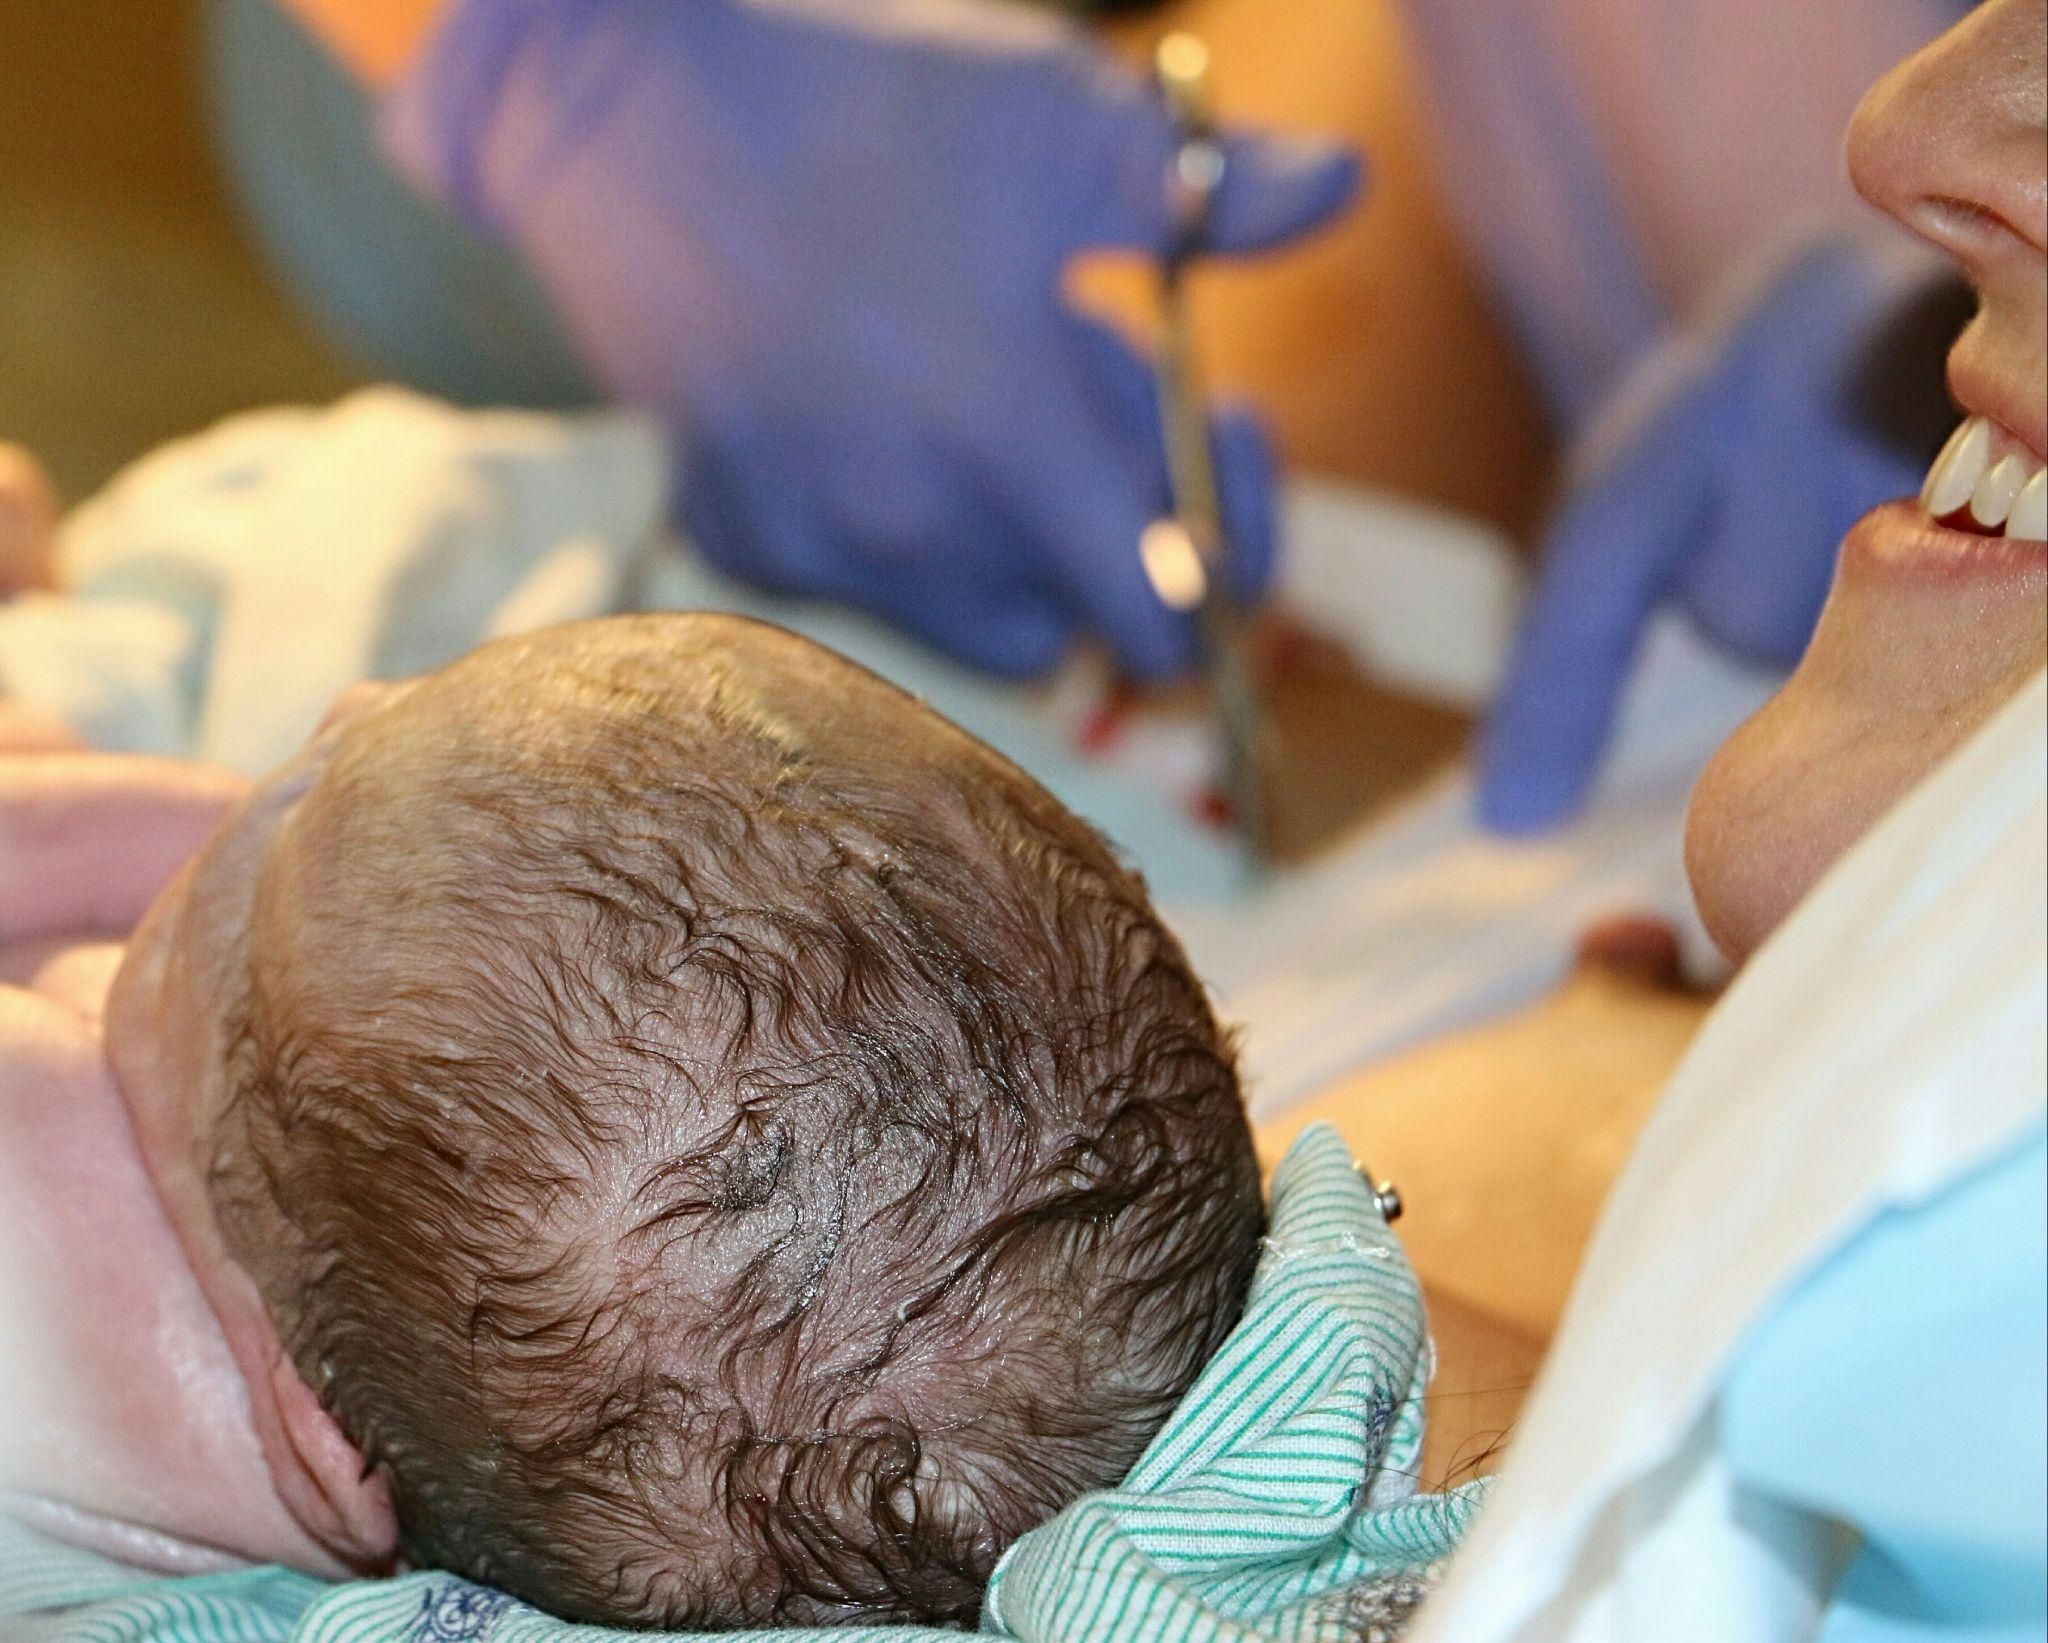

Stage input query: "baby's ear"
[{"left": 267, "top": 1353, "right": 400, "bottom": 1568}]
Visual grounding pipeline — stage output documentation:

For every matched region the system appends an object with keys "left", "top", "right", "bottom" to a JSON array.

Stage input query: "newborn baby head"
[{"left": 109, "top": 614, "right": 1260, "bottom": 1629}]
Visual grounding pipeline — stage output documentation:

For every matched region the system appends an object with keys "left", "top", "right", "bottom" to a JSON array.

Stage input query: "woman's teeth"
[
  {"left": 1920, "top": 416, "right": 2047, "bottom": 541},
  {"left": 2010, "top": 467, "right": 2048, "bottom": 544}
]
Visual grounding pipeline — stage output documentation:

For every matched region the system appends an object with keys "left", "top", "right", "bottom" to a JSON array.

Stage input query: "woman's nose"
[{"left": 1848, "top": 0, "right": 2048, "bottom": 272}]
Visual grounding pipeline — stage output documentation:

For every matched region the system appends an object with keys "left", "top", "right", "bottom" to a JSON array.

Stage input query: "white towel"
[{"left": 0, "top": 388, "right": 666, "bottom": 775}]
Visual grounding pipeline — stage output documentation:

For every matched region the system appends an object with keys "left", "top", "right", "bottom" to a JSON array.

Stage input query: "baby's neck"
[{"left": 0, "top": 939, "right": 332, "bottom": 1576}]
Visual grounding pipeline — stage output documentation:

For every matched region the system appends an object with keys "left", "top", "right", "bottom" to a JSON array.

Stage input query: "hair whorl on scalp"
[{"left": 207, "top": 617, "right": 1262, "bottom": 1629}]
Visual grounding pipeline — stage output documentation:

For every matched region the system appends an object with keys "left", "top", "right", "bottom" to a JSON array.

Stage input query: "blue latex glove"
[
  {"left": 383, "top": 0, "right": 1358, "bottom": 679},
  {"left": 1476, "top": 234, "right": 1949, "bottom": 833}
]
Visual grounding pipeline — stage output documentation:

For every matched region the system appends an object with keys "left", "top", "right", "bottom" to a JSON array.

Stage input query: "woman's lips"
[
  {"left": 1856, "top": 412, "right": 2048, "bottom": 584},
  {"left": 1844, "top": 497, "right": 2048, "bottom": 585}
]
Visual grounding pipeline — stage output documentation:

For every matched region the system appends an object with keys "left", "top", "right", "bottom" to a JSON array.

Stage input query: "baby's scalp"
[{"left": 208, "top": 616, "right": 1263, "bottom": 1629}]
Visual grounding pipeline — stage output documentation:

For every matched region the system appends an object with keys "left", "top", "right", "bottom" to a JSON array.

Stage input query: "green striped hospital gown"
[{"left": 1, "top": 1124, "right": 1484, "bottom": 1643}]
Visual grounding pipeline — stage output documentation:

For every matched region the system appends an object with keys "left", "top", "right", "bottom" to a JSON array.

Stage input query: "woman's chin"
[
  {"left": 1684, "top": 691, "right": 1918, "bottom": 965},
  {"left": 1686, "top": 504, "right": 2048, "bottom": 965}
]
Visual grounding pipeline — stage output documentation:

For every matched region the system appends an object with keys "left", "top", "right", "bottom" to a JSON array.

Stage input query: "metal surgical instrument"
[{"left": 1145, "top": 32, "right": 1275, "bottom": 867}]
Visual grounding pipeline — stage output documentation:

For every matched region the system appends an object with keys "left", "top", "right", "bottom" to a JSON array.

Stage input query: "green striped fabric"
[{"left": 2, "top": 1124, "right": 1482, "bottom": 1643}]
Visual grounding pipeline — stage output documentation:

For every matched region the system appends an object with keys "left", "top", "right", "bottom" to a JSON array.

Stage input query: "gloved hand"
[
  {"left": 383, "top": 0, "right": 1359, "bottom": 678},
  {"left": 1476, "top": 233, "right": 1952, "bottom": 834}
]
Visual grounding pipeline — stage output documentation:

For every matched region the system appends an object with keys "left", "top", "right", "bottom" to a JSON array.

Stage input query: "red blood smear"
[
  {"left": 1077, "top": 701, "right": 1126, "bottom": 756},
  {"left": 1076, "top": 682, "right": 1138, "bottom": 756},
  {"left": 1192, "top": 787, "right": 1235, "bottom": 830}
]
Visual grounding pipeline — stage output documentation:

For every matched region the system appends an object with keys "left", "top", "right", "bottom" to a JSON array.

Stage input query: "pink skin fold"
[{"left": 0, "top": 746, "right": 396, "bottom": 1576}]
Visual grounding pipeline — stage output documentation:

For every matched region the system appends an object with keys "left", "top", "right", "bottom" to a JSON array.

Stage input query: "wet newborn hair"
[{"left": 206, "top": 616, "right": 1261, "bottom": 1629}]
